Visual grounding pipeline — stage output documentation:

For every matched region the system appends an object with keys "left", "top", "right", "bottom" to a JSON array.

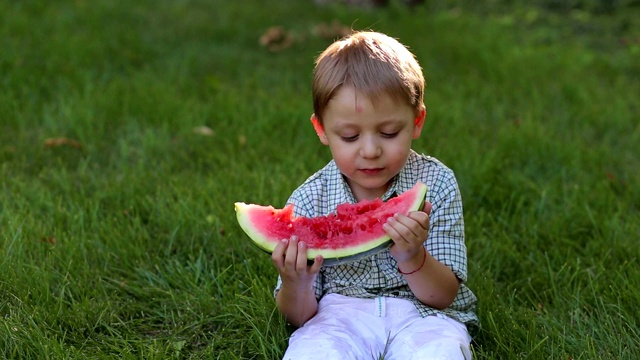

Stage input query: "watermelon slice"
[{"left": 234, "top": 182, "right": 428, "bottom": 265}]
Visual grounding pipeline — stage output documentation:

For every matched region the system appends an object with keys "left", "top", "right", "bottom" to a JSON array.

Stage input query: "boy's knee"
[
  {"left": 283, "top": 339, "right": 361, "bottom": 360},
  {"left": 284, "top": 329, "right": 372, "bottom": 360},
  {"left": 410, "top": 338, "right": 472, "bottom": 360},
  {"left": 283, "top": 349, "right": 344, "bottom": 360}
]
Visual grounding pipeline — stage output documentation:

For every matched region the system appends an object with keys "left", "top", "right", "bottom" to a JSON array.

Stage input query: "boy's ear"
[
  {"left": 311, "top": 114, "right": 329, "bottom": 145},
  {"left": 412, "top": 106, "right": 426, "bottom": 139}
]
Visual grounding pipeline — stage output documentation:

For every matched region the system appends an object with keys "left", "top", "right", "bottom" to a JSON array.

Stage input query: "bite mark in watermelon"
[{"left": 234, "top": 182, "right": 428, "bottom": 264}]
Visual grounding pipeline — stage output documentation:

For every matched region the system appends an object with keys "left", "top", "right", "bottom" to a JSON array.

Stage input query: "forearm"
[
  {"left": 399, "top": 250, "right": 460, "bottom": 309},
  {"left": 275, "top": 284, "right": 319, "bottom": 328}
]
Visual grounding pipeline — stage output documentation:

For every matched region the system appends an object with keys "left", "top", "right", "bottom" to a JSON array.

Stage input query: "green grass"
[{"left": 1, "top": 0, "right": 639, "bottom": 358}]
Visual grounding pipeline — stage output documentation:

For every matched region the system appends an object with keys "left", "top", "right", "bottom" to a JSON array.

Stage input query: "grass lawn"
[{"left": 1, "top": 0, "right": 639, "bottom": 358}]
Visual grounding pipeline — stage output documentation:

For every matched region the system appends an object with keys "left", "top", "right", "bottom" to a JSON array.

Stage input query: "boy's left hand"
[{"left": 383, "top": 201, "right": 432, "bottom": 264}]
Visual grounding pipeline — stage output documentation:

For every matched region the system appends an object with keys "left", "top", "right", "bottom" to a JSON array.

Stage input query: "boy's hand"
[
  {"left": 384, "top": 201, "right": 432, "bottom": 264},
  {"left": 272, "top": 236, "right": 323, "bottom": 288}
]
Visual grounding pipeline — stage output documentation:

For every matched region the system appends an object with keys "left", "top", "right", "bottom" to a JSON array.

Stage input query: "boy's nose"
[{"left": 360, "top": 137, "right": 382, "bottom": 159}]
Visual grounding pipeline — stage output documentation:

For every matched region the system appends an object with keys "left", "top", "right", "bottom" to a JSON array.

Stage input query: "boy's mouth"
[{"left": 360, "top": 168, "right": 384, "bottom": 175}]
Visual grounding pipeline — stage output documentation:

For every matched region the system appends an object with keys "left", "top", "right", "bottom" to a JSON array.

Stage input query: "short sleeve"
[{"left": 426, "top": 168, "right": 467, "bottom": 282}]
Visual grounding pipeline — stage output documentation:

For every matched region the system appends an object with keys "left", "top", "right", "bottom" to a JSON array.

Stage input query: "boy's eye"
[
  {"left": 341, "top": 135, "right": 358, "bottom": 142},
  {"left": 381, "top": 131, "right": 399, "bottom": 138}
]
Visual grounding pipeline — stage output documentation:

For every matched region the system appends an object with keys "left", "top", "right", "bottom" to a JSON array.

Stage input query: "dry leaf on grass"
[
  {"left": 312, "top": 20, "right": 352, "bottom": 39},
  {"left": 193, "top": 125, "right": 215, "bottom": 136},
  {"left": 259, "top": 26, "right": 295, "bottom": 52},
  {"left": 44, "top": 137, "right": 83, "bottom": 149},
  {"left": 40, "top": 236, "right": 55, "bottom": 245}
]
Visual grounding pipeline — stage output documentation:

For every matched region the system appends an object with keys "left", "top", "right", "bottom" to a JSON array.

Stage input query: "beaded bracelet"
[{"left": 398, "top": 247, "right": 427, "bottom": 275}]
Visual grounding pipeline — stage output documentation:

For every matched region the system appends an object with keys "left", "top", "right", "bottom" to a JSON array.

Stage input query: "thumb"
[
  {"left": 422, "top": 201, "right": 433, "bottom": 216},
  {"left": 310, "top": 255, "right": 324, "bottom": 273}
]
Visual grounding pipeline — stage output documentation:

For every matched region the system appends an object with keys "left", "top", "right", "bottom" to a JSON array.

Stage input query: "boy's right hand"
[{"left": 272, "top": 236, "right": 323, "bottom": 287}]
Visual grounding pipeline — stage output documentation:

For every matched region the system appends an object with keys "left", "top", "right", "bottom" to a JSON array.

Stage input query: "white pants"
[{"left": 283, "top": 294, "right": 472, "bottom": 360}]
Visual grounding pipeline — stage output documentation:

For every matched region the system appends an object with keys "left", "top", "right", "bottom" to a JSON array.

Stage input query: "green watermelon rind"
[
  {"left": 234, "top": 182, "right": 428, "bottom": 266},
  {"left": 235, "top": 202, "right": 282, "bottom": 254}
]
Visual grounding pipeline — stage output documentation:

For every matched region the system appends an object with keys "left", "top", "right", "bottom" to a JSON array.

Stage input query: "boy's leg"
[
  {"left": 282, "top": 294, "right": 387, "bottom": 360},
  {"left": 385, "top": 299, "right": 472, "bottom": 360}
]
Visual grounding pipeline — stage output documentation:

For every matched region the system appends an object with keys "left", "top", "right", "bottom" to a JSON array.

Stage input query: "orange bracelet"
[{"left": 398, "top": 247, "right": 427, "bottom": 275}]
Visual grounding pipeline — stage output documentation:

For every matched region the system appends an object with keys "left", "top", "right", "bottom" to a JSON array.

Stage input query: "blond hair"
[{"left": 312, "top": 31, "right": 425, "bottom": 122}]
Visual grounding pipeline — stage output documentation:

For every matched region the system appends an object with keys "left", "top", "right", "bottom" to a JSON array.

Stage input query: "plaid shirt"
[{"left": 274, "top": 150, "right": 479, "bottom": 336}]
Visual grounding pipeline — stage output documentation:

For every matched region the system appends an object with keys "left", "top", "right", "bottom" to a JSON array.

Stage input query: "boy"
[{"left": 271, "top": 31, "right": 478, "bottom": 359}]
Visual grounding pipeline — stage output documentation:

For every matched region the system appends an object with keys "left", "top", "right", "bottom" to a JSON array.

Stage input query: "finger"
[
  {"left": 407, "top": 210, "right": 430, "bottom": 230},
  {"left": 389, "top": 214, "right": 423, "bottom": 240},
  {"left": 271, "top": 239, "right": 288, "bottom": 268},
  {"left": 383, "top": 219, "right": 409, "bottom": 245},
  {"left": 309, "top": 255, "right": 324, "bottom": 274},
  {"left": 284, "top": 236, "right": 299, "bottom": 269},
  {"left": 296, "top": 241, "right": 310, "bottom": 271}
]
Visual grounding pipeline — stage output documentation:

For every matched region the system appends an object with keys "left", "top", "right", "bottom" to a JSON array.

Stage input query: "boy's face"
[{"left": 312, "top": 86, "right": 425, "bottom": 201}]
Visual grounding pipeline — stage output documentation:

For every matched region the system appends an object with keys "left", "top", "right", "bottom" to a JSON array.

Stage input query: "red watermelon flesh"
[{"left": 235, "top": 182, "right": 427, "bottom": 263}]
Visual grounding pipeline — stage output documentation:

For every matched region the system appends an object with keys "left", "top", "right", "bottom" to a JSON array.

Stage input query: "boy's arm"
[
  {"left": 385, "top": 202, "right": 460, "bottom": 309},
  {"left": 395, "top": 233, "right": 460, "bottom": 309},
  {"left": 272, "top": 237, "right": 324, "bottom": 327}
]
